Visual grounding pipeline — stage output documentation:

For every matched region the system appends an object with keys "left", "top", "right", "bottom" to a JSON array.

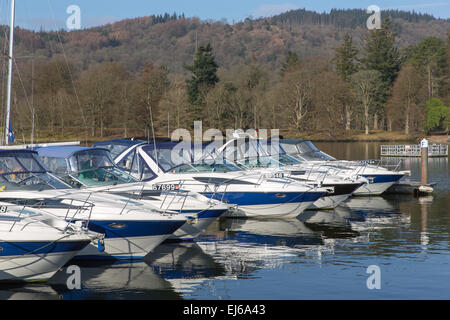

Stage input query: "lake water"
[{"left": 1, "top": 142, "right": 448, "bottom": 300}]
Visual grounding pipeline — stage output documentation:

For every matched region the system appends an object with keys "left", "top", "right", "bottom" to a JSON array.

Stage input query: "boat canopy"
[
  {"left": 36, "top": 146, "right": 137, "bottom": 188},
  {"left": 0, "top": 149, "right": 70, "bottom": 190},
  {"left": 280, "top": 140, "right": 336, "bottom": 161},
  {"left": 93, "top": 139, "right": 144, "bottom": 160}
]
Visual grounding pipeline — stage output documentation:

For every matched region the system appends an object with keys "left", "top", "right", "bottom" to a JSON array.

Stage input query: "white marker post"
[{"left": 420, "top": 138, "right": 428, "bottom": 185}]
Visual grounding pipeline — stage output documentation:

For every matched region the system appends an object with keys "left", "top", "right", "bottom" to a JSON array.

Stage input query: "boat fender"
[
  {"left": 187, "top": 216, "right": 198, "bottom": 225},
  {"left": 97, "top": 239, "right": 105, "bottom": 252},
  {"left": 418, "top": 185, "right": 433, "bottom": 194}
]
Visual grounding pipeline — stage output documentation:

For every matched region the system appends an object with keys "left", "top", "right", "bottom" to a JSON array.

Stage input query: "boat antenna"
[{"left": 5, "top": 0, "right": 15, "bottom": 145}]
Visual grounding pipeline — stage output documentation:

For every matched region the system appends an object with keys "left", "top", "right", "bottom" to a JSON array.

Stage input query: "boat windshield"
[
  {"left": 0, "top": 151, "right": 70, "bottom": 191},
  {"left": 277, "top": 154, "right": 302, "bottom": 165},
  {"left": 172, "top": 161, "right": 242, "bottom": 173},
  {"left": 40, "top": 149, "right": 137, "bottom": 188},
  {"left": 292, "top": 142, "right": 335, "bottom": 161},
  {"left": 236, "top": 156, "right": 284, "bottom": 169},
  {"left": 142, "top": 144, "right": 193, "bottom": 172},
  {"left": 95, "top": 143, "right": 132, "bottom": 160}
]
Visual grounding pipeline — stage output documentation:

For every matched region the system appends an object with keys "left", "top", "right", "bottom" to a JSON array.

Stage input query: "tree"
[
  {"left": 332, "top": 33, "right": 359, "bottom": 82},
  {"left": 184, "top": 43, "right": 219, "bottom": 121},
  {"left": 35, "top": 58, "right": 76, "bottom": 133},
  {"left": 278, "top": 66, "right": 313, "bottom": 133},
  {"left": 79, "top": 62, "right": 129, "bottom": 137},
  {"left": 280, "top": 51, "right": 299, "bottom": 76},
  {"left": 410, "top": 37, "right": 447, "bottom": 99},
  {"left": 332, "top": 33, "right": 359, "bottom": 130},
  {"left": 132, "top": 62, "right": 169, "bottom": 135},
  {"left": 425, "top": 98, "right": 449, "bottom": 133},
  {"left": 351, "top": 70, "right": 383, "bottom": 135},
  {"left": 361, "top": 17, "right": 401, "bottom": 129},
  {"left": 386, "top": 63, "right": 426, "bottom": 134}
]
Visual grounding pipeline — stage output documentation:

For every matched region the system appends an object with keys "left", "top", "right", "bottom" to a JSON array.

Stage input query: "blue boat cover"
[{"left": 35, "top": 146, "right": 109, "bottom": 159}]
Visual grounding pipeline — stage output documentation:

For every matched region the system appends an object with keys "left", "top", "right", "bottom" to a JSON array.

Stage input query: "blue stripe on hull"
[
  {"left": 86, "top": 219, "right": 185, "bottom": 239},
  {"left": 201, "top": 191, "right": 324, "bottom": 206},
  {"left": 180, "top": 209, "right": 228, "bottom": 219},
  {"left": 71, "top": 255, "right": 145, "bottom": 261},
  {"left": 361, "top": 174, "right": 404, "bottom": 184},
  {"left": 0, "top": 240, "right": 90, "bottom": 257}
]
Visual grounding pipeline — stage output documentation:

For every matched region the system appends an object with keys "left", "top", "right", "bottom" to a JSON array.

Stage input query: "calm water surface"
[{"left": 1, "top": 142, "right": 448, "bottom": 300}]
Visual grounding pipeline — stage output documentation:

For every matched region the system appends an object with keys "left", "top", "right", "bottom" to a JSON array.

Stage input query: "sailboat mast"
[{"left": 5, "top": 0, "right": 15, "bottom": 145}]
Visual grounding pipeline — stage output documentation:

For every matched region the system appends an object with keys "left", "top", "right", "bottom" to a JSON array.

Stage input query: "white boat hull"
[
  {"left": 353, "top": 181, "right": 396, "bottom": 196},
  {"left": 0, "top": 249, "right": 84, "bottom": 282},
  {"left": 224, "top": 201, "right": 315, "bottom": 218},
  {"left": 308, "top": 194, "right": 351, "bottom": 210},
  {"left": 75, "top": 234, "right": 171, "bottom": 260}
]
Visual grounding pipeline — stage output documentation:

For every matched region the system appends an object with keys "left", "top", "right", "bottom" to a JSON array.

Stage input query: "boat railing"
[
  {"left": 6, "top": 203, "right": 93, "bottom": 234},
  {"left": 158, "top": 181, "right": 191, "bottom": 214}
]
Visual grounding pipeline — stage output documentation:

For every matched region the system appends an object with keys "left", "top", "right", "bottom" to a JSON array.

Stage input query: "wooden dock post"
[{"left": 420, "top": 138, "right": 428, "bottom": 185}]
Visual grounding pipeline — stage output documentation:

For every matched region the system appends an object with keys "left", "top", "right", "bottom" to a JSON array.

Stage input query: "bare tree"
[{"left": 351, "top": 70, "right": 383, "bottom": 135}]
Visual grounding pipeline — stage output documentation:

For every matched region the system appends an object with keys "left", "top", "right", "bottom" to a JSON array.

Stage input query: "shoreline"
[{"left": 8, "top": 129, "right": 448, "bottom": 146}]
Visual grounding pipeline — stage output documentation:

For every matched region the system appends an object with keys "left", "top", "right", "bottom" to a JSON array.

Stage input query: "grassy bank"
[
  {"left": 281, "top": 129, "right": 435, "bottom": 143},
  {"left": 10, "top": 127, "right": 447, "bottom": 146}
]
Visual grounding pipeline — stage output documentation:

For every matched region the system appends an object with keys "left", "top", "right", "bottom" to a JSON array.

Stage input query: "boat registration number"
[
  {"left": 152, "top": 184, "right": 180, "bottom": 191},
  {"left": 0, "top": 206, "right": 7, "bottom": 213},
  {"left": 272, "top": 172, "right": 285, "bottom": 178}
]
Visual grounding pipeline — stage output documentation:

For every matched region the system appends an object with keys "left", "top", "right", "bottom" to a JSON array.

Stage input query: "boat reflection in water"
[
  {"left": 144, "top": 242, "right": 233, "bottom": 295},
  {"left": 342, "top": 196, "right": 411, "bottom": 232},
  {"left": 195, "top": 208, "right": 362, "bottom": 275},
  {"left": 48, "top": 260, "right": 180, "bottom": 300},
  {"left": 0, "top": 284, "right": 60, "bottom": 300},
  {"left": 0, "top": 196, "right": 417, "bottom": 300}
]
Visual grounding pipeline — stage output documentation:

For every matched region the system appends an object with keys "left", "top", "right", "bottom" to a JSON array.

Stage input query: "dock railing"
[{"left": 381, "top": 144, "right": 448, "bottom": 157}]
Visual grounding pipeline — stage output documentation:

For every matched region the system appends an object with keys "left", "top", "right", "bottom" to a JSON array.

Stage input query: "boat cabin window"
[
  {"left": 293, "top": 142, "right": 335, "bottom": 161},
  {"left": 277, "top": 154, "right": 301, "bottom": 165},
  {"left": 0, "top": 152, "right": 70, "bottom": 191},
  {"left": 279, "top": 143, "right": 298, "bottom": 155},
  {"left": 40, "top": 156, "right": 69, "bottom": 175},
  {"left": 96, "top": 143, "right": 130, "bottom": 160},
  {"left": 172, "top": 162, "right": 241, "bottom": 173},
  {"left": 117, "top": 150, "right": 155, "bottom": 181},
  {"left": 42, "top": 149, "right": 140, "bottom": 188},
  {"left": 236, "top": 156, "right": 282, "bottom": 169},
  {"left": 142, "top": 144, "right": 192, "bottom": 172}
]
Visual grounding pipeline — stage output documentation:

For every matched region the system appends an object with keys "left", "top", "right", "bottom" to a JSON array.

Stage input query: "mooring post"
[{"left": 420, "top": 138, "right": 428, "bottom": 185}]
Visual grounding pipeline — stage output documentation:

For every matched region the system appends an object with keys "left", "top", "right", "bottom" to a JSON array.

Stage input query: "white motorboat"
[
  {"left": 0, "top": 203, "right": 99, "bottom": 282},
  {"left": 93, "top": 139, "right": 329, "bottom": 218},
  {"left": 202, "top": 137, "right": 366, "bottom": 209},
  {"left": 36, "top": 146, "right": 229, "bottom": 241},
  {"left": 278, "top": 139, "right": 408, "bottom": 196},
  {"left": 0, "top": 149, "right": 186, "bottom": 260}
]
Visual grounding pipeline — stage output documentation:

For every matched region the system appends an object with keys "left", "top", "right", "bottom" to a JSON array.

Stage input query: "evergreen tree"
[
  {"left": 361, "top": 17, "right": 401, "bottom": 129},
  {"left": 332, "top": 33, "right": 358, "bottom": 130},
  {"left": 332, "top": 33, "right": 359, "bottom": 82},
  {"left": 281, "top": 51, "right": 300, "bottom": 75},
  {"left": 361, "top": 17, "right": 401, "bottom": 87},
  {"left": 410, "top": 37, "right": 447, "bottom": 98},
  {"left": 185, "top": 43, "right": 219, "bottom": 120}
]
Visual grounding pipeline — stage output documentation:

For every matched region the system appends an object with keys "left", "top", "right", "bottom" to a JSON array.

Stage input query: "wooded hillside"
[{"left": 1, "top": 8, "right": 449, "bottom": 143}]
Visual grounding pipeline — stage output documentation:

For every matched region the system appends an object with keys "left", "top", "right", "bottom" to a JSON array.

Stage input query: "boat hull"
[
  {"left": 203, "top": 191, "right": 324, "bottom": 218},
  {"left": 353, "top": 174, "right": 404, "bottom": 196},
  {"left": 0, "top": 240, "right": 90, "bottom": 282},
  {"left": 170, "top": 208, "right": 229, "bottom": 240},
  {"left": 76, "top": 218, "right": 186, "bottom": 259},
  {"left": 308, "top": 194, "right": 351, "bottom": 210}
]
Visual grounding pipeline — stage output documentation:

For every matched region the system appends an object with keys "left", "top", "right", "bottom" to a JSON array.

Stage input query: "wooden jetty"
[{"left": 381, "top": 144, "right": 448, "bottom": 157}]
